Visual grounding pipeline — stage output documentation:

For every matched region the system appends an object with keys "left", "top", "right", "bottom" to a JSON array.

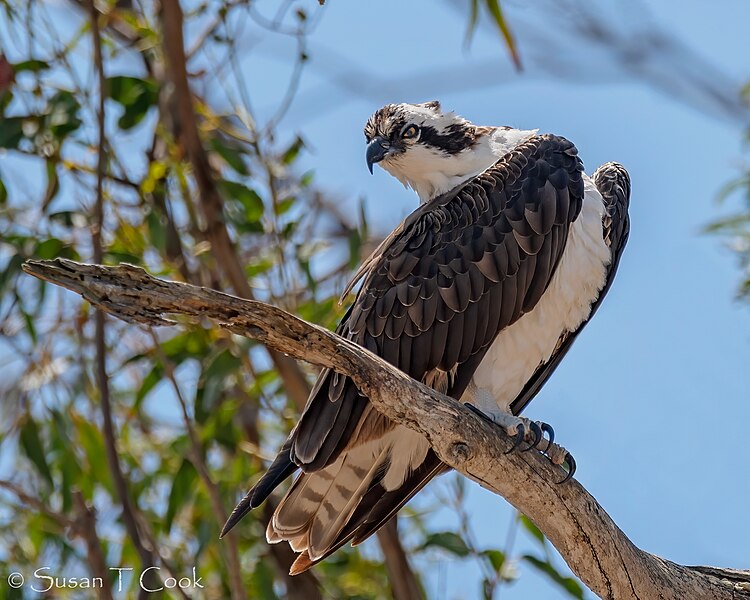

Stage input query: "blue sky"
[
  {"left": 3, "top": 0, "right": 749, "bottom": 598},
  {"left": 228, "top": 1, "right": 750, "bottom": 597}
]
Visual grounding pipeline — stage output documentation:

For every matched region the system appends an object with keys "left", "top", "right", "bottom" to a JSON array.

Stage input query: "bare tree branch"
[{"left": 22, "top": 259, "right": 750, "bottom": 600}]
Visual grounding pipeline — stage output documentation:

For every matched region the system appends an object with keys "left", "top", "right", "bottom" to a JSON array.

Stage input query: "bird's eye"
[{"left": 401, "top": 125, "right": 419, "bottom": 140}]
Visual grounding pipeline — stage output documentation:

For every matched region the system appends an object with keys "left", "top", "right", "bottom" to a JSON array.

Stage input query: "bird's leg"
[
  {"left": 463, "top": 403, "right": 546, "bottom": 451},
  {"left": 462, "top": 386, "right": 575, "bottom": 482}
]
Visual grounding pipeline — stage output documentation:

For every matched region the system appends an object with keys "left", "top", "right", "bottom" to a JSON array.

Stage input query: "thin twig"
[
  {"left": 147, "top": 330, "right": 246, "bottom": 600},
  {"left": 72, "top": 491, "right": 115, "bottom": 600},
  {"left": 0, "top": 480, "right": 70, "bottom": 528},
  {"left": 88, "top": 6, "right": 156, "bottom": 598}
]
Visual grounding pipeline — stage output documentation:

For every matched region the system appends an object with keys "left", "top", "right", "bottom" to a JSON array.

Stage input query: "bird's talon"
[
  {"left": 505, "top": 423, "right": 526, "bottom": 454},
  {"left": 540, "top": 422, "right": 555, "bottom": 446},
  {"left": 558, "top": 452, "right": 576, "bottom": 484},
  {"left": 522, "top": 421, "right": 543, "bottom": 452}
]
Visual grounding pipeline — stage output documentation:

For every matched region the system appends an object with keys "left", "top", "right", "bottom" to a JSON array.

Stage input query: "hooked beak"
[{"left": 366, "top": 136, "right": 390, "bottom": 174}]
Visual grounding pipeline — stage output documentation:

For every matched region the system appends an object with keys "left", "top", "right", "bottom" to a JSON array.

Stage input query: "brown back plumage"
[{"left": 223, "top": 135, "right": 615, "bottom": 572}]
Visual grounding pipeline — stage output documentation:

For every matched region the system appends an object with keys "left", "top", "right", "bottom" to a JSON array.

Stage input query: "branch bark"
[{"left": 22, "top": 259, "right": 750, "bottom": 600}]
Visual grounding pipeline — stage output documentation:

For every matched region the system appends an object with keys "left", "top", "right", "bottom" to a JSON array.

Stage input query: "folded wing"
[{"left": 222, "top": 135, "right": 589, "bottom": 572}]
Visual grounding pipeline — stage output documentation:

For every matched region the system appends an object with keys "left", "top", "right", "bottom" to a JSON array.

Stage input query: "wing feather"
[
  {"left": 224, "top": 134, "right": 597, "bottom": 566},
  {"left": 509, "top": 162, "right": 630, "bottom": 416}
]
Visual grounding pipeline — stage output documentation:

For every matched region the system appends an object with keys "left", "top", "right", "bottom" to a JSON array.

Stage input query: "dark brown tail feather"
[
  {"left": 289, "top": 450, "right": 448, "bottom": 574},
  {"left": 220, "top": 437, "right": 297, "bottom": 538},
  {"left": 292, "top": 375, "right": 370, "bottom": 471}
]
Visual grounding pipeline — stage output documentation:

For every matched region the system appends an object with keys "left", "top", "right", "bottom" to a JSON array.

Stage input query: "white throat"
[{"left": 381, "top": 127, "right": 538, "bottom": 203}]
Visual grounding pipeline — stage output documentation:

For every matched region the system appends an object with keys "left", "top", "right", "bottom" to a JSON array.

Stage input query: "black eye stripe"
[{"left": 418, "top": 124, "right": 476, "bottom": 154}]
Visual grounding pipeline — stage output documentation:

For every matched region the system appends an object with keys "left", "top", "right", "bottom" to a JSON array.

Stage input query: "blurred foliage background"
[
  {"left": 0, "top": 1, "right": 575, "bottom": 599},
  {"left": 0, "top": 1, "right": 747, "bottom": 599}
]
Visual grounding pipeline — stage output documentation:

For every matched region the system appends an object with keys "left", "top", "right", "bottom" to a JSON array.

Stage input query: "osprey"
[{"left": 221, "top": 101, "right": 630, "bottom": 574}]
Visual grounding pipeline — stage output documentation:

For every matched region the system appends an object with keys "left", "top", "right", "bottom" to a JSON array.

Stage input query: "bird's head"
[{"left": 366, "top": 101, "right": 507, "bottom": 201}]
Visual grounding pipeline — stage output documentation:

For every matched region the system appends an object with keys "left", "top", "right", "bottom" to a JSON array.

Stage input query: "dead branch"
[{"left": 22, "top": 259, "right": 750, "bottom": 600}]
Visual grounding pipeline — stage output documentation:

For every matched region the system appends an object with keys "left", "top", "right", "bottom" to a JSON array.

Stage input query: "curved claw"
[
  {"left": 522, "top": 421, "right": 544, "bottom": 452},
  {"left": 558, "top": 452, "right": 576, "bottom": 484},
  {"left": 540, "top": 422, "right": 555, "bottom": 446},
  {"left": 464, "top": 403, "right": 491, "bottom": 422},
  {"left": 505, "top": 423, "right": 526, "bottom": 454}
]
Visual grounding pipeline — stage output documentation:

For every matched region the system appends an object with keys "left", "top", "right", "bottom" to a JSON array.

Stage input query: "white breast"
[{"left": 467, "top": 175, "right": 611, "bottom": 413}]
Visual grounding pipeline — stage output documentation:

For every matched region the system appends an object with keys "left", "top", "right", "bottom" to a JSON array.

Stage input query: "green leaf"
[
  {"left": 13, "top": 59, "right": 50, "bottom": 73},
  {"left": 146, "top": 209, "right": 167, "bottom": 254},
  {"left": 141, "top": 160, "right": 168, "bottom": 195},
  {"left": 484, "top": 0, "right": 522, "bottom": 71},
  {"left": 209, "top": 137, "right": 250, "bottom": 176},
  {"left": 245, "top": 257, "right": 275, "bottom": 278},
  {"left": 165, "top": 458, "right": 198, "bottom": 531},
  {"left": 348, "top": 227, "right": 362, "bottom": 270},
  {"left": 519, "top": 513, "right": 545, "bottom": 545},
  {"left": 714, "top": 174, "right": 750, "bottom": 205},
  {"left": 481, "top": 548, "right": 506, "bottom": 573},
  {"left": 135, "top": 363, "right": 164, "bottom": 409},
  {"left": 250, "top": 559, "right": 279, "bottom": 600},
  {"left": 160, "top": 330, "right": 206, "bottom": 360},
  {"left": 42, "top": 160, "right": 59, "bottom": 210},
  {"left": 419, "top": 531, "right": 471, "bottom": 557},
  {"left": 72, "top": 413, "right": 113, "bottom": 495},
  {"left": 275, "top": 196, "right": 296, "bottom": 216},
  {"left": 110, "top": 220, "right": 147, "bottom": 261},
  {"left": 219, "top": 179, "right": 264, "bottom": 223},
  {"left": 0, "top": 116, "right": 25, "bottom": 149},
  {"left": 107, "top": 76, "right": 158, "bottom": 130},
  {"left": 281, "top": 136, "right": 304, "bottom": 165},
  {"left": 0, "top": 252, "right": 24, "bottom": 293},
  {"left": 104, "top": 250, "right": 144, "bottom": 264},
  {"left": 195, "top": 518, "right": 214, "bottom": 561},
  {"left": 465, "top": 0, "right": 480, "bottom": 47},
  {"left": 35, "top": 238, "right": 64, "bottom": 260},
  {"left": 20, "top": 308, "right": 37, "bottom": 344},
  {"left": 205, "top": 401, "right": 240, "bottom": 451},
  {"left": 523, "top": 555, "right": 585, "bottom": 599},
  {"left": 20, "top": 414, "right": 54, "bottom": 487},
  {"left": 49, "top": 210, "right": 80, "bottom": 227},
  {"left": 46, "top": 91, "right": 82, "bottom": 140},
  {"left": 0, "top": 174, "right": 7, "bottom": 204},
  {"left": 49, "top": 410, "right": 81, "bottom": 513},
  {"left": 195, "top": 347, "right": 241, "bottom": 423}
]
